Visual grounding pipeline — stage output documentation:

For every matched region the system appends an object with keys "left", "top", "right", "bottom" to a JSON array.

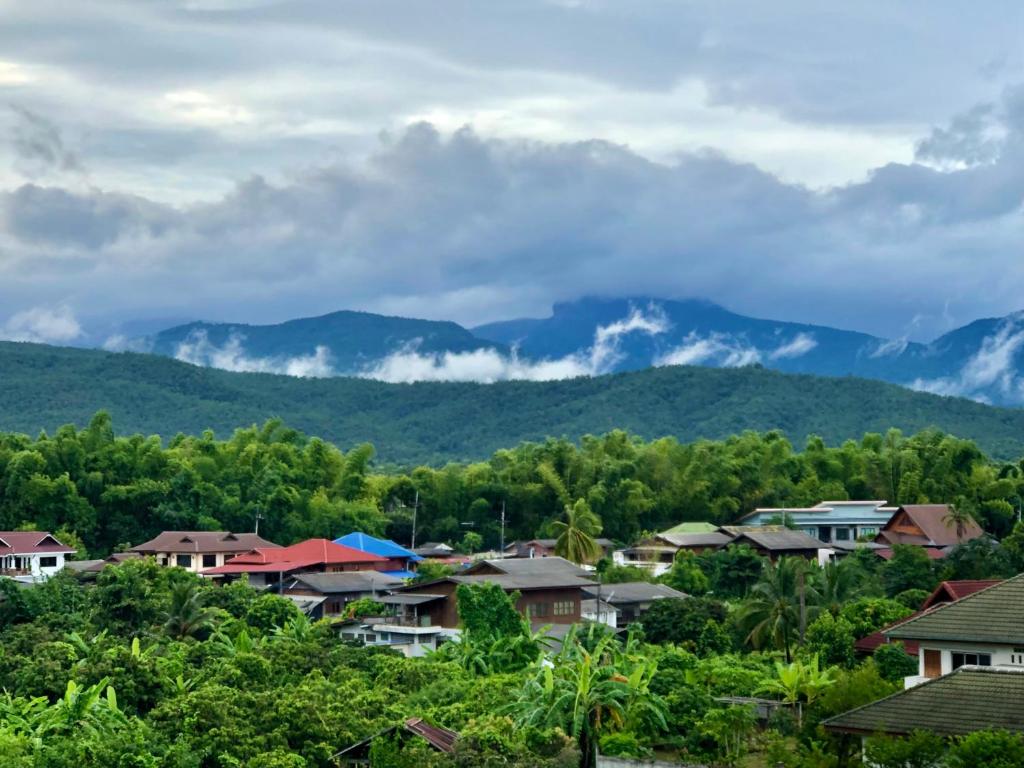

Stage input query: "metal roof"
[
  {"left": 824, "top": 667, "right": 1024, "bottom": 736},
  {"left": 464, "top": 556, "right": 590, "bottom": 578},
  {"left": 888, "top": 574, "right": 1020, "bottom": 644},
  {"left": 730, "top": 530, "right": 826, "bottom": 551},
  {"left": 334, "top": 532, "right": 423, "bottom": 562},
  {"left": 380, "top": 593, "right": 447, "bottom": 605},
  {"left": 582, "top": 581, "right": 687, "bottom": 604}
]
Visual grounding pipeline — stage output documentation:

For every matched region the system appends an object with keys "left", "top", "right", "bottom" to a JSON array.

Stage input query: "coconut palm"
[
  {"left": 161, "top": 582, "right": 220, "bottom": 640},
  {"left": 943, "top": 503, "right": 976, "bottom": 542},
  {"left": 552, "top": 498, "right": 603, "bottom": 565},
  {"left": 813, "top": 559, "right": 862, "bottom": 616},
  {"left": 737, "top": 557, "right": 819, "bottom": 662}
]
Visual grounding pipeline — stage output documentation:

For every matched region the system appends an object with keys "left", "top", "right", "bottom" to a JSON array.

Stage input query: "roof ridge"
[
  {"left": 887, "top": 574, "right": 1018, "bottom": 637},
  {"left": 822, "top": 666, "right": 971, "bottom": 727}
]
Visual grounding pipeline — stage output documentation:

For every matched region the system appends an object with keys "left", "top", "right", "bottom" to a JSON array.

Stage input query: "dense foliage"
[
  {"left": 3, "top": 412, "right": 1024, "bottom": 557},
  {"left": 8, "top": 340, "right": 1024, "bottom": 465}
]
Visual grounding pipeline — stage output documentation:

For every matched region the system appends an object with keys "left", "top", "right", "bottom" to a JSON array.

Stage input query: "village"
[{"left": 3, "top": 495, "right": 1017, "bottom": 766}]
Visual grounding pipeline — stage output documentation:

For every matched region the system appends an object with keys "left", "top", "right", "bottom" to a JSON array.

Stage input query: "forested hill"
[{"left": 3, "top": 340, "right": 1024, "bottom": 464}]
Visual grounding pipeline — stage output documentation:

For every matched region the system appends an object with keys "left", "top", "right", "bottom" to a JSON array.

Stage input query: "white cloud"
[
  {"left": 910, "top": 316, "right": 1024, "bottom": 400},
  {"left": 655, "top": 332, "right": 761, "bottom": 368},
  {"left": 173, "top": 330, "right": 335, "bottom": 377},
  {"left": 769, "top": 332, "right": 817, "bottom": 360},
  {"left": 0, "top": 306, "right": 82, "bottom": 343},
  {"left": 362, "top": 305, "right": 668, "bottom": 382},
  {"left": 869, "top": 337, "right": 909, "bottom": 358}
]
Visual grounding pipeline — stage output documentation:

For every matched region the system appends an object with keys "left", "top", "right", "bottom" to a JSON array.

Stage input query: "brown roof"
[
  {"left": 130, "top": 531, "right": 280, "bottom": 554},
  {"left": 878, "top": 505, "right": 984, "bottom": 548},
  {"left": 402, "top": 718, "right": 458, "bottom": 753},
  {"left": 923, "top": 579, "right": 1002, "bottom": 608},
  {"left": 0, "top": 532, "right": 75, "bottom": 556}
]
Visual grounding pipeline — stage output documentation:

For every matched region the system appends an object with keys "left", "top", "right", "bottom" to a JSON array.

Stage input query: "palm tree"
[
  {"left": 813, "top": 560, "right": 862, "bottom": 616},
  {"left": 943, "top": 503, "right": 976, "bottom": 542},
  {"left": 552, "top": 498, "right": 603, "bottom": 565},
  {"left": 737, "top": 557, "right": 818, "bottom": 662},
  {"left": 510, "top": 626, "right": 666, "bottom": 768},
  {"left": 162, "top": 582, "right": 219, "bottom": 640}
]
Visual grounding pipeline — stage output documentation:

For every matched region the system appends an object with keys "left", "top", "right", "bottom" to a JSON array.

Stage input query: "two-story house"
[
  {"left": 0, "top": 531, "right": 76, "bottom": 582},
  {"left": 886, "top": 573, "right": 1024, "bottom": 687},
  {"left": 738, "top": 500, "right": 896, "bottom": 545},
  {"left": 875, "top": 504, "right": 984, "bottom": 554},
  {"left": 130, "top": 531, "right": 279, "bottom": 572}
]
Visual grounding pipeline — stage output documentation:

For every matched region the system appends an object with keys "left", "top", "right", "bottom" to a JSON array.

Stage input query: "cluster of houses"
[{"left": 615, "top": 500, "right": 984, "bottom": 575}]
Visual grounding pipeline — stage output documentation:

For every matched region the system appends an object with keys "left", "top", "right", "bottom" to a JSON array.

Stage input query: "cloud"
[
  {"left": 655, "top": 332, "right": 761, "bottom": 368},
  {"left": 9, "top": 106, "right": 83, "bottom": 179},
  {"left": 173, "top": 330, "right": 335, "bottom": 377},
  {"left": 361, "top": 305, "right": 668, "bottom": 382},
  {"left": 869, "top": 337, "right": 910, "bottom": 358},
  {"left": 0, "top": 306, "right": 82, "bottom": 343},
  {"left": 769, "top": 332, "right": 818, "bottom": 360},
  {"left": 910, "top": 316, "right": 1024, "bottom": 400}
]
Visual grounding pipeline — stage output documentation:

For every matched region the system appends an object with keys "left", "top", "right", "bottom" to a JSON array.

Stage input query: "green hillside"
[{"left": 2, "top": 340, "right": 1024, "bottom": 464}]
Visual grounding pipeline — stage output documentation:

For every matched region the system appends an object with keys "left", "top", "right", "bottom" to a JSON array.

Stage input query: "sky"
[{"left": 2, "top": 0, "right": 1024, "bottom": 346}]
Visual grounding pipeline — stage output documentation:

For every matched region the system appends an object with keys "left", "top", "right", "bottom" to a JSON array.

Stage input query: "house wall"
[
  {"left": 1, "top": 552, "right": 69, "bottom": 580},
  {"left": 399, "top": 581, "right": 583, "bottom": 627},
  {"left": 744, "top": 505, "right": 893, "bottom": 543},
  {"left": 907, "top": 641, "right": 1024, "bottom": 687},
  {"left": 153, "top": 551, "right": 233, "bottom": 573}
]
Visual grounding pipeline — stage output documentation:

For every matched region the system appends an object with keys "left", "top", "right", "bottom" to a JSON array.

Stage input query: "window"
[
  {"left": 553, "top": 600, "right": 575, "bottom": 616},
  {"left": 202, "top": 554, "right": 217, "bottom": 568},
  {"left": 859, "top": 527, "right": 877, "bottom": 537},
  {"left": 803, "top": 528, "right": 817, "bottom": 538},
  {"left": 364, "top": 633, "right": 377, "bottom": 643},
  {"left": 951, "top": 652, "right": 991, "bottom": 670},
  {"left": 527, "top": 603, "right": 550, "bottom": 618},
  {"left": 39, "top": 556, "right": 58, "bottom": 568},
  {"left": 176, "top": 554, "right": 192, "bottom": 568},
  {"left": 835, "top": 528, "right": 851, "bottom": 541}
]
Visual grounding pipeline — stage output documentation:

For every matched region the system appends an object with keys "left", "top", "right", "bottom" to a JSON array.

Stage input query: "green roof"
[
  {"left": 660, "top": 522, "right": 719, "bottom": 535},
  {"left": 887, "top": 575, "right": 1016, "bottom": 644},
  {"left": 824, "top": 667, "right": 1024, "bottom": 736}
]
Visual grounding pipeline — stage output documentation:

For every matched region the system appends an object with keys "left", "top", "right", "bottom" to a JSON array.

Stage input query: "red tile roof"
[
  {"left": 201, "top": 538, "right": 387, "bottom": 575},
  {"left": 0, "top": 532, "right": 75, "bottom": 556}
]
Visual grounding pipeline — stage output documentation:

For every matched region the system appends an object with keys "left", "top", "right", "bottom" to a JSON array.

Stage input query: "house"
[
  {"left": 130, "top": 531, "right": 279, "bottom": 572},
  {"left": 613, "top": 523, "right": 728, "bottom": 575},
  {"left": 503, "top": 538, "right": 615, "bottom": 561},
  {"left": 824, "top": 666, "right": 1024, "bottom": 739},
  {"left": 728, "top": 530, "right": 828, "bottom": 562},
  {"left": 391, "top": 570, "right": 598, "bottom": 629},
  {"left": 854, "top": 579, "right": 1002, "bottom": 657},
  {"left": 581, "top": 596, "right": 620, "bottom": 628},
  {"left": 333, "top": 532, "right": 422, "bottom": 578},
  {"left": 63, "top": 551, "right": 141, "bottom": 576},
  {"left": 0, "top": 532, "right": 76, "bottom": 582},
  {"left": 200, "top": 538, "right": 388, "bottom": 588},
  {"left": 463, "top": 555, "right": 590, "bottom": 578},
  {"left": 581, "top": 581, "right": 687, "bottom": 623},
  {"left": 413, "top": 542, "right": 455, "bottom": 558},
  {"left": 885, "top": 573, "right": 1023, "bottom": 687},
  {"left": 875, "top": 504, "right": 984, "bottom": 552},
  {"left": 282, "top": 571, "right": 406, "bottom": 619},
  {"left": 334, "top": 613, "right": 457, "bottom": 657},
  {"left": 738, "top": 500, "right": 896, "bottom": 545},
  {"left": 333, "top": 718, "right": 458, "bottom": 765}
]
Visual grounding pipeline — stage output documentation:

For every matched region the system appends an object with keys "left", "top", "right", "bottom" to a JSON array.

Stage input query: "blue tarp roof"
[
  {"left": 381, "top": 569, "right": 418, "bottom": 580},
  {"left": 334, "top": 532, "right": 423, "bottom": 562}
]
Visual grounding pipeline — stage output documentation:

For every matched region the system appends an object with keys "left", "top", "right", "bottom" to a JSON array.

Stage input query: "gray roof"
[
  {"left": 731, "top": 530, "right": 826, "bottom": 551},
  {"left": 285, "top": 571, "right": 404, "bottom": 594},
  {"left": 824, "top": 667, "right": 1024, "bottom": 736},
  {"left": 450, "top": 573, "right": 597, "bottom": 591},
  {"left": 657, "top": 532, "right": 733, "bottom": 548},
  {"left": 582, "top": 581, "right": 687, "bottom": 604},
  {"left": 465, "top": 556, "right": 591, "bottom": 578},
  {"left": 887, "top": 574, "right": 1019, "bottom": 644},
  {"left": 380, "top": 593, "right": 447, "bottom": 605}
]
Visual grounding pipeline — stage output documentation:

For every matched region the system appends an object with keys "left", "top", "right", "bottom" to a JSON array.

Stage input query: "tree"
[
  {"left": 839, "top": 597, "right": 913, "bottom": 639},
  {"left": 881, "top": 545, "right": 939, "bottom": 598},
  {"left": 757, "top": 655, "right": 835, "bottom": 729},
  {"left": 804, "top": 613, "right": 856, "bottom": 668},
  {"left": 950, "top": 730, "right": 1024, "bottom": 768},
  {"left": 638, "top": 597, "right": 726, "bottom": 650},
  {"left": 697, "top": 545, "right": 765, "bottom": 598},
  {"left": 662, "top": 550, "right": 709, "bottom": 595},
  {"left": 162, "top": 582, "right": 220, "bottom": 640},
  {"left": 552, "top": 499, "right": 603, "bottom": 565},
  {"left": 943, "top": 503, "right": 976, "bottom": 542},
  {"left": 874, "top": 643, "right": 919, "bottom": 682},
  {"left": 941, "top": 537, "right": 1015, "bottom": 580},
  {"left": 738, "top": 557, "right": 818, "bottom": 662},
  {"left": 456, "top": 582, "right": 529, "bottom": 640},
  {"left": 864, "top": 730, "right": 945, "bottom": 768},
  {"left": 461, "top": 530, "right": 483, "bottom": 554}
]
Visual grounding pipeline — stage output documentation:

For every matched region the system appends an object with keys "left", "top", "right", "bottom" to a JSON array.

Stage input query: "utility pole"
[
  {"left": 254, "top": 507, "right": 263, "bottom": 536},
  {"left": 499, "top": 500, "right": 506, "bottom": 559},
  {"left": 410, "top": 490, "right": 419, "bottom": 550}
]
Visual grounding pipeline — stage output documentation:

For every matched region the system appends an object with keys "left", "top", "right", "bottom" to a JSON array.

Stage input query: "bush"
[
  {"left": 950, "top": 729, "right": 1024, "bottom": 768},
  {"left": 874, "top": 643, "right": 919, "bottom": 682},
  {"left": 894, "top": 588, "right": 930, "bottom": 610},
  {"left": 638, "top": 597, "right": 726, "bottom": 649}
]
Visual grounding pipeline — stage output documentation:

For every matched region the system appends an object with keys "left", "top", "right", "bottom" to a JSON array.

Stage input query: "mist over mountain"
[{"left": 101, "top": 296, "right": 1024, "bottom": 406}]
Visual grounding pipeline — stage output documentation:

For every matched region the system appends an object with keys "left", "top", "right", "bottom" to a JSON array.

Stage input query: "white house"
[
  {"left": 886, "top": 574, "right": 1021, "bottom": 688},
  {"left": 737, "top": 500, "right": 896, "bottom": 545},
  {"left": 0, "top": 531, "right": 76, "bottom": 582}
]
